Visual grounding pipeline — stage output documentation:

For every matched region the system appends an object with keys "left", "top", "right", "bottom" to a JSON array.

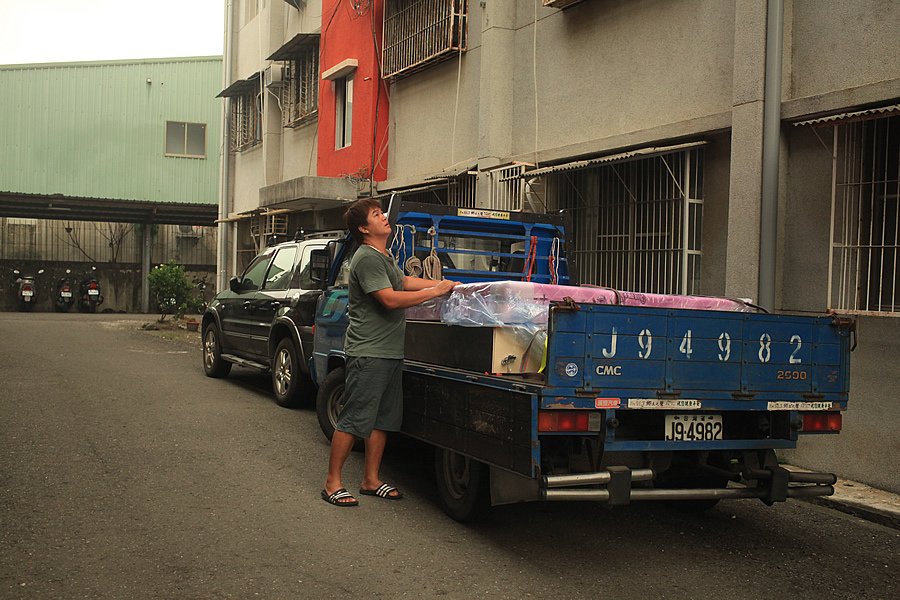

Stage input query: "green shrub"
[{"left": 147, "top": 261, "right": 194, "bottom": 321}]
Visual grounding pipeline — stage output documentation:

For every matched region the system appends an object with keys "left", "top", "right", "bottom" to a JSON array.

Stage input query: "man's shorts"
[{"left": 336, "top": 356, "right": 403, "bottom": 439}]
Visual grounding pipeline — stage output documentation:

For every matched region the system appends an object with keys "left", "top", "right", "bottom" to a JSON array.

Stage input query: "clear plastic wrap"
[{"left": 405, "top": 280, "right": 755, "bottom": 327}]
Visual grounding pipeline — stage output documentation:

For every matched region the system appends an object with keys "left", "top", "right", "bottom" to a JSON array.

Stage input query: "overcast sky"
[{"left": 0, "top": 0, "right": 224, "bottom": 65}]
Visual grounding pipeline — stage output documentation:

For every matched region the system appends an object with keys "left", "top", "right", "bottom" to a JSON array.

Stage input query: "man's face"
[{"left": 362, "top": 207, "right": 391, "bottom": 237}]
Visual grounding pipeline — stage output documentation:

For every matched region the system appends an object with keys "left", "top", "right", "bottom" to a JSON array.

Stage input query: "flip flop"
[
  {"left": 359, "top": 483, "right": 403, "bottom": 500},
  {"left": 321, "top": 487, "right": 359, "bottom": 507}
]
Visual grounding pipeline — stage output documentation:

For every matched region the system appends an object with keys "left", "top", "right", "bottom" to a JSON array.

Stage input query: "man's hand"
[{"left": 432, "top": 279, "right": 458, "bottom": 296}]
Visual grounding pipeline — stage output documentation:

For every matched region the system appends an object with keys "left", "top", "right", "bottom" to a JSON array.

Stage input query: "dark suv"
[{"left": 201, "top": 232, "right": 339, "bottom": 407}]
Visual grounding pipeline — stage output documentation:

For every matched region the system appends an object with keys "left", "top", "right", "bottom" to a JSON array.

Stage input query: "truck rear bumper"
[{"left": 539, "top": 466, "right": 836, "bottom": 504}]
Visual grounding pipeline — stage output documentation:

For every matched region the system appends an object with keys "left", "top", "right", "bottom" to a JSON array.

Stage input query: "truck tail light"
[
  {"left": 538, "top": 411, "right": 590, "bottom": 432},
  {"left": 801, "top": 412, "right": 842, "bottom": 433}
]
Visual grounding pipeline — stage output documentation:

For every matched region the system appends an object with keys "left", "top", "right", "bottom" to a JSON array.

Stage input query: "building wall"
[
  {"left": 788, "top": 0, "right": 900, "bottom": 100},
  {"left": 0, "top": 57, "right": 222, "bottom": 205}
]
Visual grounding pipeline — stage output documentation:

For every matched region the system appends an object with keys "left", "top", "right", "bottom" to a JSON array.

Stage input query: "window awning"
[
  {"left": 216, "top": 72, "right": 262, "bottom": 98},
  {"left": 793, "top": 104, "right": 900, "bottom": 127},
  {"left": 424, "top": 164, "right": 478, "bottom": 180},
  {"left": 267, "top": 33, "right": 320, "bottom": 61},
  {"left": 523, "top": 141, "right": 708, "bottom": 177}
]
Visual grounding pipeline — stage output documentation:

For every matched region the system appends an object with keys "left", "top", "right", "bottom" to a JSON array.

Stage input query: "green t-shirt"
[{"left": 344, "top": 245, "right": 406, "bottom": 359}]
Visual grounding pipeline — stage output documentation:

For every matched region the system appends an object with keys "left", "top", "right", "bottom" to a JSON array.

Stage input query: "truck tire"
[
  {"left": 316, "top": 366, "right": 346, "bottom": 442},
  {"left": 272, "top": 338, "right": 312, "bottom": 408},
  {"left": 434, "top": 448, "right": 490, "bottom": 522},
  {"left": 202, "top": 323, "right": 232, "bottom": 378}
]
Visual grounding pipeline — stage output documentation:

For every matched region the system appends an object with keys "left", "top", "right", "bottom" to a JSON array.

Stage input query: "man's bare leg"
[
  {"left": 324, "top": 430, "right": 357, "bottom": 503},
  {"left": 360, "top": 429, "right": 400, "bottom": 498}
]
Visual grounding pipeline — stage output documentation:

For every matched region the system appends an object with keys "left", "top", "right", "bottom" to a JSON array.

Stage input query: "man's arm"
[
  {"left": 371, "top": 279, "right": 457, "bottom": 310},
  {"left": 402, "top": 276, "right": 457, "bottom": 291}
]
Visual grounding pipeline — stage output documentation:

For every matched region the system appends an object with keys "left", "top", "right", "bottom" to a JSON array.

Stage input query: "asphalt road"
[{"left": 1, "top": 313, "right": 897, "bottom": 600}]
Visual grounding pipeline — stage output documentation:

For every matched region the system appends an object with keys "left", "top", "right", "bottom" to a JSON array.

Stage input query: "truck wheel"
[
  {"left": 434, "top": 448, "right": 490, "bottom": 522},
  {"left": 272, "top": 338, "right": 312, "bottom": 408},
  {"left": 316, "top": 367, "right": 346, "bottom": 442},
  {"left": 202, "top": 323, "right": 232, "bottom": 378}
]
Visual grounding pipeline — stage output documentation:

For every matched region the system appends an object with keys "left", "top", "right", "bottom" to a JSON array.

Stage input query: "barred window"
[
  {"left": 543, "top": 147, "right": 704, "bottom": 295},
  {"left": 282, "top": 46, "right": 319, "bottom": 127},
  {"left": 829, "top": 113, "right": 900, "bottom": 315},
  {"left": 382, "top": 0, "right": 468, "bottom": 80},
  {"left": 230, "top": 82, "right": 262, "bottom": 152}
]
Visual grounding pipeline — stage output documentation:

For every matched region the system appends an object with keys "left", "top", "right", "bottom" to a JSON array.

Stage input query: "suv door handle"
[
  {"left": 270, "top": 301, "right": 281, "bottom": 309},
  {"left": 243, "top": 301, "right": 252, "bottom": 310}
]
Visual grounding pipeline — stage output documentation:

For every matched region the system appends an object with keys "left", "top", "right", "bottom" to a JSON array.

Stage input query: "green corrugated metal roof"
[{"left": 0, "top": 56, "right": 223, "bottom": 205}]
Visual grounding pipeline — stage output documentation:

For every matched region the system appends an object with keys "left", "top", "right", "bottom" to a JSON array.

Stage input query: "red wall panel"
[{"left": 318, "top": 0, "right": 389, "bottom": 181}]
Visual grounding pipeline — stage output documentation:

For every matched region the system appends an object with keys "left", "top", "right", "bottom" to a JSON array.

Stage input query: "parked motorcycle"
[
  {"left": 54, "top": 269, "right": 75, "bottom": 312},
  {"left": 77, "top": 266, "right": 104, "bottom": 313},
  {"left": 12, "top": 268, "right": 44, "bottom": 312}
]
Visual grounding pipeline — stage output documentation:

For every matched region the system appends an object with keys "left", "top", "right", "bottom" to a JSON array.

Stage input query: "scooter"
[
  {"left": 55, "top": 269, "right": 75, "bottom": 312},
  {"left": 77, "top": 266, "right": 104, "bottom": 313},
  {"left": 12, "top": 268, "right": 44, "bottom": 312}
]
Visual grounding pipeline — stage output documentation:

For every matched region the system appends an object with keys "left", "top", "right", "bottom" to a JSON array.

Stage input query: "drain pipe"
[
  {"left": 759, "top": 0, "right": 784, "bottom": 311},
  {"left": 217, "top": 0, "right": 235, "bottom": 292}
]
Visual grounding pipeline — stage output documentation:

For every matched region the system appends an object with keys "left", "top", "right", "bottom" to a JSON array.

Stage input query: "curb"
[{"left": 801, "top": 495, "right": 900, "bottom": 530}]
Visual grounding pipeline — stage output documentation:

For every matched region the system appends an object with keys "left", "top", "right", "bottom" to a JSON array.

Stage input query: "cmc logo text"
[{"left": 595, "top": 365, "right": 622, "bottom": 376}]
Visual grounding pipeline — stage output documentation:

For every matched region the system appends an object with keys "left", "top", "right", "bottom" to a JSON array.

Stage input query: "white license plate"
[
  {"left": 61, "top": 291, "right": 72, "bottom": 298},
  {"left": 88, "top": 290, "right": 99, "bottom": 296},
  {"left": 665, "top": 414, "right": 723, "bottom": 441},
  {"left": 22, "top": 291, "right": 33, "bottom": 297}
]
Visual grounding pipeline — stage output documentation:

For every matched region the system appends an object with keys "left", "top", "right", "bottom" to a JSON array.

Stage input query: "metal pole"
[
  {"left": 759, "top": 0, "right": 784, "bottom": 311},
  {"left": 141, "top": 223, "right": 151, "bottom": 314},
  {"left": 217, "top": 0, "right": 235, "bottom": 292}
]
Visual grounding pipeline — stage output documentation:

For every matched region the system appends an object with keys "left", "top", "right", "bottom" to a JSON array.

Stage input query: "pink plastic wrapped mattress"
[{"left": 405, "top": 280, "right": 754, "bottom": 326}]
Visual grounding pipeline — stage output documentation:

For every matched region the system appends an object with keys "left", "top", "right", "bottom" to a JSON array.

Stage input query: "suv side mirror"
[
  {"left": 309, "top": 249, "right": 330, "bottom": 288},
  {"left": 229, "top": 276, "right": 241, "bottom": 293}
]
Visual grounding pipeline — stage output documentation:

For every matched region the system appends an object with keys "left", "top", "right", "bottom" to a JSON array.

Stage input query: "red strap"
[{"left": 524, "top": 235, "right": 537, "bottom": 282}]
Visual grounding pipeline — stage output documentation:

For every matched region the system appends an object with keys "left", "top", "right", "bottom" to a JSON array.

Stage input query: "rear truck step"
[
  {"left": 221, "top": 354, "right": 269, "bottom": 371},
  {"left": 540, "top": 466, "right": 836, "bottom": 505}
]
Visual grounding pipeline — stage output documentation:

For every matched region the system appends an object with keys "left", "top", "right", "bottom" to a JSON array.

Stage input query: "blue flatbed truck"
[{"left": 309, "top": 203, "right": 854, "bottom": 521}]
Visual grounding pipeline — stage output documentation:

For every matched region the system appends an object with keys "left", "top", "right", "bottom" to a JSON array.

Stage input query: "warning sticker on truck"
[
  {"left": 766, "top": 401, "right": 833, "bottom": 411},
  {"left": 627, "top": 399, "right": 702, "bottom": 410}
]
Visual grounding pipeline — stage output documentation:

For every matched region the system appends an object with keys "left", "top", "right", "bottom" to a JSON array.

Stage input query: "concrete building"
[
  {"left": 220, "top": 0, "right": 899, "bottom": 491},
  {"left": 0, "top": 56, "right": 223, "bottom": 312}
]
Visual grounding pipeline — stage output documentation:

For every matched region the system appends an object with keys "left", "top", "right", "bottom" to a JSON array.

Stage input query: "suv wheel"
[
  {"left": 272, "top": 338, "right": 311, "bottom": 408},
  {"left": 202, "top": 323, "right": 232, "bottom": 378}
]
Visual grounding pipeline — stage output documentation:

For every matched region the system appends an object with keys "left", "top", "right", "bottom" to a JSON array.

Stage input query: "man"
[{"left": 322, "top": 198, "right": 457, "bottom": 507}]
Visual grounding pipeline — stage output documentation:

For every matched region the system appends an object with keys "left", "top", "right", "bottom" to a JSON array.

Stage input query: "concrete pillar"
[
  {"left": 476, "top": 1, "right": 516, "bottom": 208},
  {"left": 724, "top": 0, "right": 768, "bottom": 301},
  {"left": 141, "top": 222, "right": 152, "bottom": 314}
]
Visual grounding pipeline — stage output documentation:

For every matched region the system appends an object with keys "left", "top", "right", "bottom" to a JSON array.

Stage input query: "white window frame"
[
  {"left": 281, "top": 45, "right": 319, "bottom": 128},
  {"left": 334, "top": 74, "right": 353, "bottom": 150},
  {"left": 164, "top": 121, "right": 207, "bottom": 158},
  {"left": 542, "top": 147, "right": 704, "bottom": 295},
  {"left": 230, "top": 84, "right": 263, "bottom": 152},
  {"left": 828, "top": 113, "right": 900, "bottom": 316},
  {"left": 382, "top": 0, "right": 468, "bottom": 80}
]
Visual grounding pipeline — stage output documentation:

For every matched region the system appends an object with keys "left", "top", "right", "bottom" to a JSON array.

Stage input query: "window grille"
[
  {"left": 0, "top": 218, "right": 216, "bottom": 267},
  {"left": 230, "top": 81, "right": 262, "bottom": 152},
  {"left": 282, "top": 46, "right": 319, "bottom": 127},
  {"left": 382, "top": 0, "right": 468, "bottom": 80},
  {"left": 393, "top": 173, "right": 476, "bottom": 208},
  {"left": 829, "top": 113, "right": 900, "bottom": 315},
  {"left": 544, "top": 147, "right": 704, "bottom": 295},
  {"left": 488, "top": 164, "right": 528, "bottom": 212}
]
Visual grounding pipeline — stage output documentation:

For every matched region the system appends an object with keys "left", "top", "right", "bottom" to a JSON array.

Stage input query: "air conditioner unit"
[
  {"left": 264, "top": 64, "right": 284, "bottom": 89},
  {"left": 543, "top": 0, "right": 586, "bottom": 8}
]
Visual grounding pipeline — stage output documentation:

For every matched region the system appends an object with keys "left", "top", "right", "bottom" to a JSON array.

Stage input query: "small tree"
[{"left": 147, "top": 261, "right": 193, "bottom": 321}]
